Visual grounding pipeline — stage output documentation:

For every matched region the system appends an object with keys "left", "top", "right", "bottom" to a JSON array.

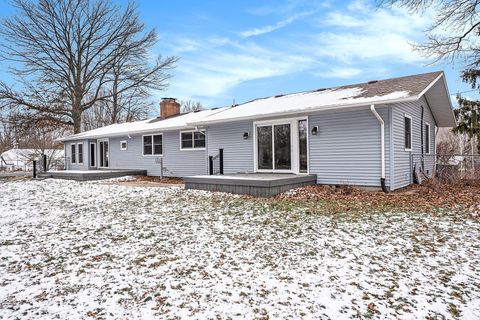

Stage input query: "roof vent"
[
  {"left": 315, "top": 88, "right": 326, "bottom": 92},
  {"left": 368, "top": 80, "right": 378, "bottom": 84},
  {"left": 274, "top": 94, "right": 284, "bottom": 98}
]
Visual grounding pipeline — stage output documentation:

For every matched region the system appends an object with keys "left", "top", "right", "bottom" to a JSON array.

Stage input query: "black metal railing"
[{"left": 209, "top": 148, "right": 224, "bottom": 175}]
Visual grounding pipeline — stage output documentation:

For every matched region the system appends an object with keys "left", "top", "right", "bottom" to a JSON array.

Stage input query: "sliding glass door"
[
  {"left": 256, "top": 119, "right": 308, "bottom": 173},
  {"left": 98, "top": 139, "right": 109, "bottom": 168},
  {"left": 256, "top": 123, "right": 292, "bottom": 171}
]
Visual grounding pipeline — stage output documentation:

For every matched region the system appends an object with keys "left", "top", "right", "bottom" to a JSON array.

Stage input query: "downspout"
[
  {"left": 370, "top": 105, "right": 388, "bottom": 193},
  {"left": 420, "top": 105, "right": 424, "bottom": 172}
]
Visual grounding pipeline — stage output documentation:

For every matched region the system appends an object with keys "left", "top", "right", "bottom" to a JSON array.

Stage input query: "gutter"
[
  {"left": 370, "top": 104, "right": 388, "bottom": 193},
  {"left": 58, "top": 125, "right": 202, "bottom": 142},
  {"left": 189, "top": 96, "right": 418, "bottom": 127}
]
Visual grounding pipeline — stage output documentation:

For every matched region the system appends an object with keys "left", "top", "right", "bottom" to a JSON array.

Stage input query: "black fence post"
[
  {"left": 33, "top": 160, "right": 37, "bottom": 178},
  {"left": 219, "top": 149, "right": 224, "bottom": 175},
  {"left": 209, "top": 156, "right": 213, "bottom": 175},
  {"left": 42, "top": 154, "right": 47, "bottom": 172}
]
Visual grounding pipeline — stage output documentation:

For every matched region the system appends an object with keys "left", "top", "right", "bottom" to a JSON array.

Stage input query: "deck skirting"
[
  {"left": 185, "top": 174, "right": 317, "bottom": 197},
  {"left": 39, "top": 169, "right": 147, "bottom": 181}
]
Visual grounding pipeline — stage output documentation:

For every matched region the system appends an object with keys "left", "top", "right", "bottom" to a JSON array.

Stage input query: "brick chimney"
[{"left": 160, "top": 98, "right": 180, "bottom": 119}]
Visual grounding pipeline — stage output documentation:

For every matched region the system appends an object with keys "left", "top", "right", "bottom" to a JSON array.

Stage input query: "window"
[
  {"left": 143, "top": 134, "right": 162, "bottom": 155},
  {"left": 77, "top": 143, "right": 83, "bottom": 164},
  {"left": 425, "top": 123, "right": 430, "bottom": 154},
  {"left": 71, "top": 144, "right": 76, "bottom": 164},
  {"left": 404, "top": 115, "right": 412, "bottom": 151},
  {"left": 181, "top": 130, "right": 206, "bottom": 149},
  {"left": 120, "top": 140, "right": 127, "bottom": 151}
]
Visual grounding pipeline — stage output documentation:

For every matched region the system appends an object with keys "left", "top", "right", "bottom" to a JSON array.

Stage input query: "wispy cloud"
[
  {"left": 239, "top": 11, "right": 315, "bottom": 38},
  {"left": 313, "top": 67, "right": 362, "bottom": 79},
  {"left": 313, "top": 0, "right": 432, "bottom": 64},
  {"left": 159, "top": 37, "right": 314, "bottom": 105},
  {"left": 157, "top": 0, "right": 435, "bottom": 106}
]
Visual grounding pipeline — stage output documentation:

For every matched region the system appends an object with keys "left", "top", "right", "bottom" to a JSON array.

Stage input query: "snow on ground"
[{"left": 0, "top": 179, "right": 479, "bottom": 319}]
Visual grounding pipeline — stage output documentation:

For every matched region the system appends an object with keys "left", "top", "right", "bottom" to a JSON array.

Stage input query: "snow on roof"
[
  {"left": 61, "top": 71, "right": 454, "bottom": 142},
  {"left": 61, "top": 108, "right": 226, "bottom": 141},
  {"left": 190, "top": 71, "right": 448, "bottom": 125}
]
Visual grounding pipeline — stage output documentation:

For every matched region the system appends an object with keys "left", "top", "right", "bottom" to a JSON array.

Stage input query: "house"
[{"left": 60, "top": 71, "right": 455, "bottom": 192}]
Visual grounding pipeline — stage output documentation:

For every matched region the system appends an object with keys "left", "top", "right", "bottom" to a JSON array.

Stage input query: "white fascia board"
[
  {"left": 188, "top": 96, "right": 417, "bottom": 126},
  {"left": 416, "top": 73, "right": 444, "bottom": 99},
  {"left": 60, "top": 125, "right": 200, "bottom": 142}
]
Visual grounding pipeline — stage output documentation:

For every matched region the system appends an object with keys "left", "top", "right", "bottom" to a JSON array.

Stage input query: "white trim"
[
  {"left": 98, "top": 138, "right": 109, "bottom": 168},
  {"left": 142, "top": 133, "right": 163, "bottom": 156},
  {"left": 191, "top": 97, "right": 415, "bottom": 126},
  {"left": 253, "top": 116, "right": 307, "bottom": 173},
  {"left": 424, "top": 122, "right": 431, "bottom": 155},
  {"left": 120, "top": 140, "right": 128, "bottom": 151},
  {"left": 77, "top": 142, "right": 84, "bottom": 164},
  {"left": 440, "top": 72, "right": 457, "bottom": 126},
  {"left": 404, "top": 114, "right": 413, "bottom": 152},
  {"left": 416, "top": 73, "right": 444, "bottom": 100},
  {"left": 179, "top": 129, "right": 206, "bottom": 151},
  {"left": 89, "top": 142, "right": 96, "bottom": 168}
]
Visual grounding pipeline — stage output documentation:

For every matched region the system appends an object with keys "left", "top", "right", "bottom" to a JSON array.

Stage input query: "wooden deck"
[
  {"left": 185, "top": 173, "right": 317, "bottom": 197},
  {"left": 39, "top": 169, "right": 147, "bottom": 181}
]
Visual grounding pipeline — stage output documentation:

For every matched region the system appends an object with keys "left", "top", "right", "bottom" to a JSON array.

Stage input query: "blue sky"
[{"left": 0, "top": 0, "right": 477, "bottom": 109}]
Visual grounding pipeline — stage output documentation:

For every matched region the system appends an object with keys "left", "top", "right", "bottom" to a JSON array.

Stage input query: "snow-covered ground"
[{"left": 1, "top": 179, "right": 479, "bottom": 319}]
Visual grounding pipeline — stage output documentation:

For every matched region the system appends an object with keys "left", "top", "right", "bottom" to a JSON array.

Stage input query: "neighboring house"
[
  {"left": 60, "top": 71, "right": 455, "bottom": 191},
  {"left": 0, "top": 148, "right": 64, "bottom": 171}
]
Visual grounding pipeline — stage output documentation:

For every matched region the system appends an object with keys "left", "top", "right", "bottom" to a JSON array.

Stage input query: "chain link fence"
[{"left": 412, "top": 153, "right": 480, "bottom": 183}]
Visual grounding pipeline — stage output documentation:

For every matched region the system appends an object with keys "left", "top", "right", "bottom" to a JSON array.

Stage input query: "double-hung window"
[
  {"left": 71, "top": 144, "right": 76, "bottom": 164},
  {"left": 181, "top": 130, "right": 206, "bottom": 150},
  {"left": 404, "top": 115, "right": 412, "bottom": 151},
  {"left": 143, "top": 134, "right": 163, "bottom": 155},
  {"left": 77, "top": 143, "right": 84, "bottom": 164},
  {"left": 425, "top": 123, "right": 430, "bottom": 154}
]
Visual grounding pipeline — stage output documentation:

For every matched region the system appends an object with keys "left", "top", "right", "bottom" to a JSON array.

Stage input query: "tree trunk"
[{"left": 72, "top": 103, "right": 82, "bottom": 134}]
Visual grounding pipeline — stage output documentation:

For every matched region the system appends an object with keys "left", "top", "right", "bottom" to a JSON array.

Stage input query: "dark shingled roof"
[{"left": 331, "top": 71, "right": 443, "bottom": 99}]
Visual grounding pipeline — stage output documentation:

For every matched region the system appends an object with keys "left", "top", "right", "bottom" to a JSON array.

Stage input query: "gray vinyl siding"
[
  {"left": 65, "top": 140, "right": 89, "bottom": 170},
  {"left": 207, "top": 121, "right": 254, "bottom": 174},
  {"left": 308, "top": 107, "right": 391, "bottom": 188},
  {"left": 392, "top": 97, "right": 436, "bottom": 190},
  {"left": 107, "top": 130, "right": 207, "bottom": 177}
]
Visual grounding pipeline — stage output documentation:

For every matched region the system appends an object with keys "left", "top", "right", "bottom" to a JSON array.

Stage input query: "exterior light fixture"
[
  {"left": 311, "top": 126, "right": 319, "bottom": 136},
  {"left": 243, "top": 131, "right": 249, "bottom": 140}
]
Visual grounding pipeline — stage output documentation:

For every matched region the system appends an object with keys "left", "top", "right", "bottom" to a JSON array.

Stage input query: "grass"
[{"left": 0, "top": 178, "right": 479, "bottom": 319}]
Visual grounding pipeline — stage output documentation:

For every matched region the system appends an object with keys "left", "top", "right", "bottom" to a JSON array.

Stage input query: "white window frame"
[
  {"left": 253, "top": 116, "right": 308, "bottom": 174},
  {"left": 71, "top": 144, "right": 76, "bottom": 164},
  {"left": 77, "top": 142, "right": 84, "bottom": 164},
  {"left": 404, "top": 114, "right": 413, "bottom": 152},
  {"left": 120, "top": 140, "right": 128, "bottom": 151},
  {"left": 142, "top": 133, "right": 163, "bottom": 156},
  {"left": 180, "top": 130, "right": 206, "bottom": 151},
  {"left": 424, "top": 122, "right": 431, "bottom": 155}
]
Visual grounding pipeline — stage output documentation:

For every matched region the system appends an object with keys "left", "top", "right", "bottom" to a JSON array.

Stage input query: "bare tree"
[
  {"left": 180, "top": 99, "right": 204, "bottom": 113},
  {"left": 378, "top": 0, "right": 480, "bottom": 64},
  {"left": 0, "top": 0, "right": 177, "bottom": 133},
  {"left": 0, "top": 114, "right": 15, "bottom": 154}
]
